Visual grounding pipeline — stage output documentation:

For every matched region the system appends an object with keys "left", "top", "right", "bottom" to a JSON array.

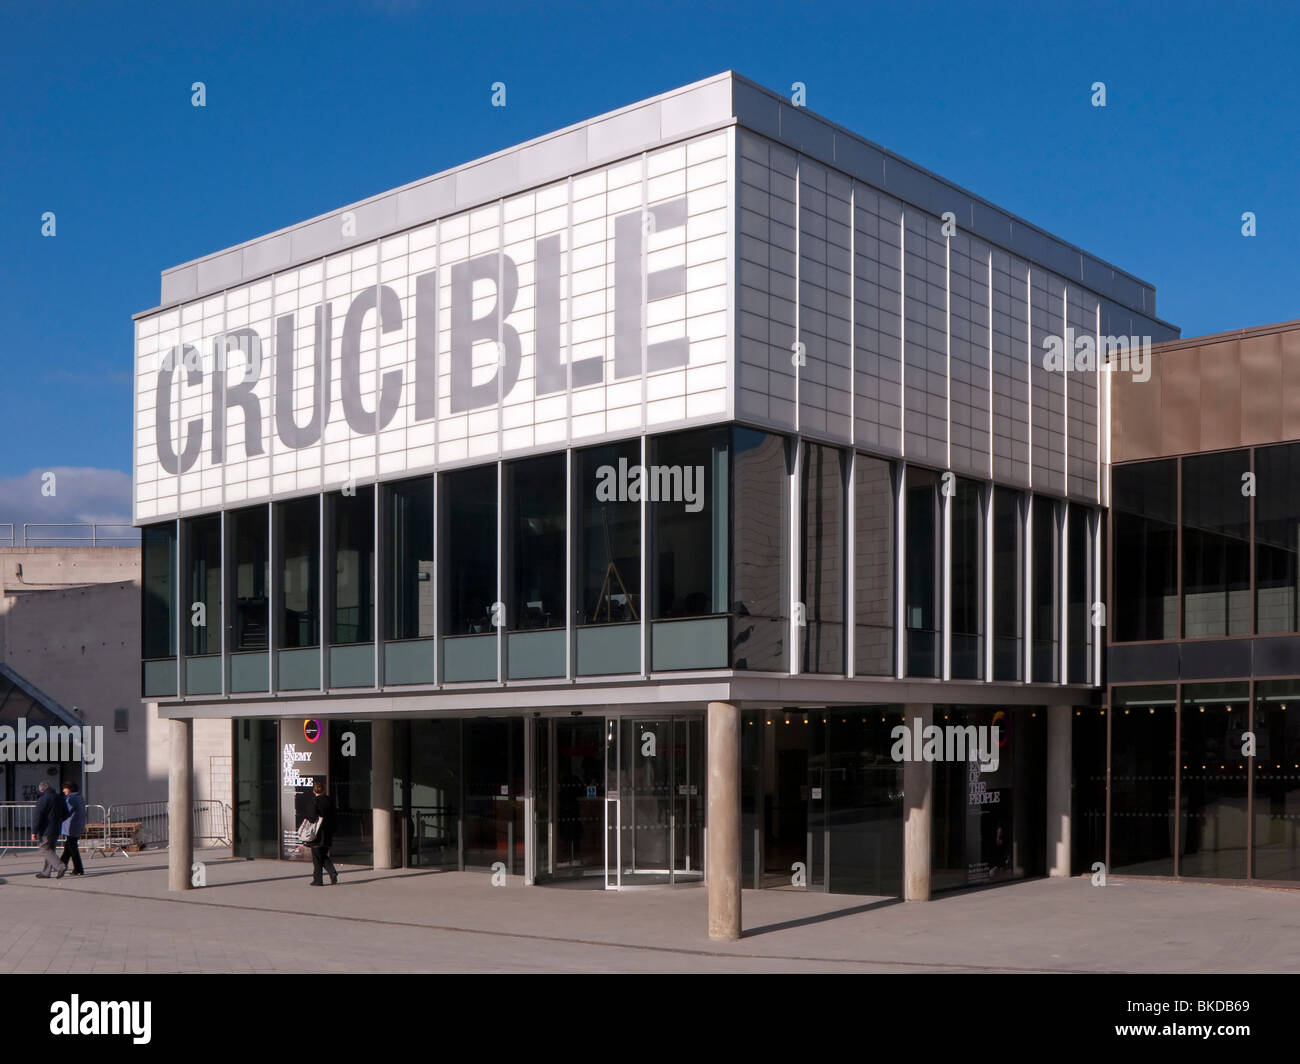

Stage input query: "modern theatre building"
[{"left": 138, "top": 72, "right": 1281, "bottom": 939}]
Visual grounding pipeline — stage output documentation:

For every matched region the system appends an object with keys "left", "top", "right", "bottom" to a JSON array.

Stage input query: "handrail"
[{"left": 13, "top": 523, "right": 140, "bottom": 547}]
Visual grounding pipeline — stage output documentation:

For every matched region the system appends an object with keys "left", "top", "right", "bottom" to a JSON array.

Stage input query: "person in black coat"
[
  {"left": 31, "top": 779, "right": 67, "bottom": 879},
  {"left": 59, "top": 781, "right": 86, "bottom": 878},
  {"left": 306, "top": 779, "right": 338, "bottom": 886}
]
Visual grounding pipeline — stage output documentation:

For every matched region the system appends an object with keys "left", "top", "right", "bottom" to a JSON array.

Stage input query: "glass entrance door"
[
  {"left": 604, "top": 716, "right": 703, "bottom": 887},
  {"left": 535, "top": 717, "right": 606, "bottom": 881},
  {"left": 760, "top": 710, "right": 827, "bottom": 889}
]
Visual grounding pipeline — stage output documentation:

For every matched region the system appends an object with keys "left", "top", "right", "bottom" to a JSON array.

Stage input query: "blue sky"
[{"left": 1, "top": 0, "right": 1297, "bottom": 521}]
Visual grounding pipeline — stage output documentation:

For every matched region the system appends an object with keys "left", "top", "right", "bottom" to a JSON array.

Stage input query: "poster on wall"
[
  {"left": 280, "top": 718, "right": 327, "bottom": 861},
  {"left": 965, "top": 709, "right": 1012, "bottom": 882}
]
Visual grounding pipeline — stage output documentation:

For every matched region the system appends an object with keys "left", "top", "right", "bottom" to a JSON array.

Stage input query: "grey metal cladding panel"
[
  {"left": 970, "top": 199, "right": 1014, "bottom": 250},
  {"left": 660, "top": 77, "right": 733, "bottom": 138},
  {"left": 455, "top": 151, "right": 521, "bottom": 206},
  {"left": 396, "top": 176, "right": 456, "bottom": 228},
  {"left": 738, "top": 128, "right": 770, "bottom": 165},
  {"left": 732, "top": 80, "right": 784, "bottom": 141},
  {"left": 291, "top": 216, "right": 341, "bottom": 262},
  {"left": 834, "top": 132, "right": 886, "bottom": 188},
  {"left": 241, "top": 232, "right": 293, "bottom": 278},
  {"left": 160, "top": 266, "right": 198, "bottom": 304},
  {"left": 196, "top": 249, "right": 243, "bottom": 293},
  {"left": 518, "top": 128, "right": 588, "bottom": 184},
  {"left": 885, "top": 158, "right": 951, "bottom": 218}
]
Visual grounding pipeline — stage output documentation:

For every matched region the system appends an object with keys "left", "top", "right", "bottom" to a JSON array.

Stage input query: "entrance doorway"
[{"left": 534, "top": 714, "right": 704, "bottom": 888}]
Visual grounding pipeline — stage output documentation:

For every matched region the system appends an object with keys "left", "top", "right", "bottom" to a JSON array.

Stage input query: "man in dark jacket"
[
  {"left": 31, "top": 779, "right": 67, "bottom": 879},
  {"left": 59, "top": 781, "right": 86, "bottom": 878},
  {"left": 306, "top": 779, "right": 338, "bottom": 886}
]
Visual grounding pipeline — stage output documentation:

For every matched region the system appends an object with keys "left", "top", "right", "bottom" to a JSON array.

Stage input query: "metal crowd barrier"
[{"left": 0, "top": 800, "right": 232, "bottom": 858}]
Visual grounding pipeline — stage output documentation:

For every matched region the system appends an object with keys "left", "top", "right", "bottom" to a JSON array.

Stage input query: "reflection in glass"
[
  {"left": 142, "top": 522, "right": 177, "bottom": 660},
  {"left": 1067, "top": 503, "right": 1092, "bottom": 684},
  {"left": 1255, "top": 443, "right": 1300, "bottom": 634},
  {"left": 1253, "top": 680, "right": 1300, "bottom": 881},
  {"left": 1182, "top": 450, "right": 1250, "bottom": 638},
  {"left": 185, "top": 515, "right": 221, "bottom": 656},
  {"left": 732, "top": 429, "right": 788, "bottom": 670},
  {"left": 1031, "top": 496, "right": 1058, "bottom": 683},
  {"left": 505, "top": 453, "right": 565, "bottom": 630},
  {"left": 233, "top": 718, "right": 278, "bottom": 859},
  {"left": 384, "top": 478, "right": 433, "bottom": 641},
  {"left": 992, "top": 488, "right": 1023, "bottom": 681},
  {"left": 904, "top": 467, "right": 939, "bottom": 677},
  {"left": 1179, "top": 683, "right": 1249, "bottom": 879},
  {"left": 950, "top": 478, "right": 983, "bottom": 679},
  {"left": 329, "top": 486, "right": 374, "bottom": 645},
  {"left": 651, "top": 428, "right": 728, "bottom": 619},
  {"left": 278, "top": 497, "right": 319, "bottom": 649},
  {"left": 1109, "top": 686, "right": 1176, "bottom": 875},
  {"left": 230, "top": 506, "right": 269, "bottom": 650},
  {"left": 440, "top": 465, "right": 498, "bottom": 636},
  {"left": 576, "top": 441, "right": 640, "bottom": 626},
  {"left": 853, "top": 455, "right": 894, "bottom": 676},
  {"left": 800, "top": 443, "right": 844, "bottom": 673},
  {"left": 1112, "top": 460, "right": 1177, "bottom": 641}
]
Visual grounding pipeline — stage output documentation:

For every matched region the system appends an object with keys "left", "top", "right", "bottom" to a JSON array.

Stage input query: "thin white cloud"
[{"left": 0, "top": 467, "right": 135, "bottom": 539}]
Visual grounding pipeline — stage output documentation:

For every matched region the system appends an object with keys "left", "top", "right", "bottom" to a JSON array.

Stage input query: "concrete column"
[
  {"left": 1046, "top": 704, "right": 1072, "bottom": 877},
  {"left": 372, "top": 719, "right": 394, "bottom": 870},
  {"left": 706, "top": 701, "right": 741, "bottom": 940},
  {"left": 903, "top": 704, "right": 932, "bottom": 901},
  {"left": 168, "top": 717, "right": 193, "bottom": 892}
]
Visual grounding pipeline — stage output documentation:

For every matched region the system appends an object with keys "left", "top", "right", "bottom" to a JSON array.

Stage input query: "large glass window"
[
  {"left": 1254, "top": 680, "right": 1300, "bottom": 882},
  {"left": 1109, "top": 685, "right": 1176, "bottom": 875},
  {"left": 383, "top": 478, "right": 434, "bottom": 641},
  {"left": 904, "top": 467, "right": 940, "bottom": 677},
  {"left": 576, "top": 440, "right": 640, "bottom": 627},
  {"left": 142, "top": 522, "right": 177, "bottom": 661},
  {"left": 329, "top": 486, "right": 374, "bottom": 646},
  {"left": 651, "top": 428, "right": 728, "bottom": 620},
  {"left": 950, "top": 478, "right": 984, "bottom": 680},
  {"left": 1067, "top": 503, "right": 1093, "bottom": 684},
  {"left": 184, "top": 515, "right": 221, "bottom": 657},
  {"left": 853, "top": 455, "right": 894, "bottom": 677},
  {"left": 1182, "top": 450, "right": 1250, "bottom": 638},
  {"left": 506, "top": 453, "right": 566, "bottom": 631},
  {"left": 230, "top": 506, "right": 269, "bottom": 651},
  {"left": 1255, "top": 443, "right": 1300, "bottom": 634},
  {"left": 1112, "top": 460, "right": 1177, "bottom": 642},
  {"left": 992, "top": 487, "right": 1023, "bottom": 681},
  {"left": 1031, "top": 495, "right": 1058, "bottom": 683},
  {"left": 731, "top": 429, "right": 788, "bottom": 671},
  {"left": 440, "top": 465, "right": 498, "bottom": 637},
  {"left": 1179, "top": 682, "right": 1249, "bottom": 879},
  {"left": 278, "top": 497, "right": 320, "bottom": 650},
  {"left": 799, "top": 443, "right": 844, "bottom": 673}
]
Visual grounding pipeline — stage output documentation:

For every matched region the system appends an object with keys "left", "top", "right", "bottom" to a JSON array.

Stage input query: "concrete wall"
[{"left": 0, "top": 547, "right": 230, "bottom": 811}]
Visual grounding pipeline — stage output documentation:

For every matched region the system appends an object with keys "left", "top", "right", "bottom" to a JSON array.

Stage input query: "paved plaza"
[{"left": 0, "top": 850, "right": 1296, "bottom": 973}]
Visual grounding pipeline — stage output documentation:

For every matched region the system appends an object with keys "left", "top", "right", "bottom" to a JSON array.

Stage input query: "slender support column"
[
  {"left": 706, "top": 700, "right": 741, "bottom": 940},
  {"left": 903, "top": 703, "right": 932, "bottom": 901},
  {"left": 1047, "top": 704, "right": 1072, "bottom": 877},
  {"left": 168, "top": 717, "right": 193, "bottom": 892},
  {"left": 372, "top": 718, "right": 394, "bottom": 870}
]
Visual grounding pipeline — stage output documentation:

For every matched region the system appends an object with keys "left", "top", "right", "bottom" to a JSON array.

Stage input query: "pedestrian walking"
[
  {"left": 59, "top": 781, "right": 86, "bottom": 878},
  {"left": 31, "top": 779, "right": 67, "bottom": 879},
  {"left": 305, "top": 779, "right": 338, "bottom": 886}
]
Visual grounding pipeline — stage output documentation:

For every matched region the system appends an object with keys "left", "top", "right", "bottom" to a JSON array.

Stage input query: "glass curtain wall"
[
  {"left": 799, "top": 443, "right": 844, "bottom": 673},
  {"left": 575, "top": 440, "right": 641, "bottom": 675},
  {"left": 1254, "top": 679, "right": 1300, "bottom": 881},
  {"left": 1179, "top": 682, "right": 1249, "bottom": 879},
  {"left": 328, "top": 486, "right": 374, "bottom": 687},
  {"left": 228, "top": 506, "right": 269, "bottom": 693},
  {"left": 1255, "top": 443, "right": 1300, "bottom": 634},
  {"left": 853, "top": 455, "right": 894, "bottom": 676},
  {"left": 1031, "top": 496, "right": 1059, "bottom": 683},
  {"left": 904, "top": 468, "right": 940, "bottom": 677},
  {"left": 439, "top": 465, "right": 498, "bottom": 683},
  {"left": 1111, "top": 460, "right": 1178, "bottom": 642},
  {"left": 1182, "top": 450, "right": 1250, "bottom": 638},
  {"left": 731, "top": 429, "right": 788, "bottom": 670},
  {"left": 233, "top": 718, "right": 279, "bottom": 858},
  {"left": 276, "top": 496, "right": 320, "bottom": 691},
  {"left": 1109, "top": 685, "right": 1177, "bottom": 875},
  {"left": 505, "top": 453, "right": 566, "bottom": 679},
  {"left": 992, "top": 488, "right": 1023, "bottom": 681},
  {"left": 950, "top": 478, "right": 984, "bottom": 679},
  {"left": 382, "top": 477, "right": 434, "bottom": 684},
  {"left": 142, "top": 522, "right": 178, "bottom": 697},
  {"left": 183, "top": 515, "right": 221, "bottom": 694},
  {"left": 1067, "top": 503, "right": 1093, "bottom": 684}
]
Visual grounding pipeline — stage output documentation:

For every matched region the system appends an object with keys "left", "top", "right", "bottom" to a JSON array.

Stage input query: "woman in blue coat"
[{"left": 59, "top": 780, "right": 86, "bottom": 878}]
